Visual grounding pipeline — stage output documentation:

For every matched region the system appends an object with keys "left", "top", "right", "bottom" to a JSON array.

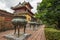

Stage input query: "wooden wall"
[{"left": 0, "top": 10, "right": 14, "bottom": 32}]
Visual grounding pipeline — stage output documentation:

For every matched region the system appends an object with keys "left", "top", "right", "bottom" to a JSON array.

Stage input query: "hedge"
[{"left": 45, "top": 28, "right": 60, "bottom": 40}]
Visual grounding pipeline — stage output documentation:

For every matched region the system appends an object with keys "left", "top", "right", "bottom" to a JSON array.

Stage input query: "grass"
[{"left": 45, "top": 28, "right": 60, "bottom": 40}]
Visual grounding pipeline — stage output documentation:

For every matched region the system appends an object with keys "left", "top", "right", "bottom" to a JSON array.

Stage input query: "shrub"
[{"left": 45, "top": 28, "right": 60, "bottom": 40}]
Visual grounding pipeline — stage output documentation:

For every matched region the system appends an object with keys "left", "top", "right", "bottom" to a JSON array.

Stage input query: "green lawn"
[{"left": 45, "top": 28, "right": 60, "bottom": 40}]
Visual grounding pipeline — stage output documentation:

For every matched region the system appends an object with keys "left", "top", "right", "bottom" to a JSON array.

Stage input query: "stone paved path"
[
  {"left": 27, "top": 25, "right": 46, "bottom": 40},
  {"left": 0, "top": 27, "right": 34, "bottom": 40},
  {"left": 0, "top": 25, "right": 46, "bottom": 40}
]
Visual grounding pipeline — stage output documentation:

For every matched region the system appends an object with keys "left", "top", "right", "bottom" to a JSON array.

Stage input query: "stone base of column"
[{"left": 4, "top": 33, "right": 31, "bottom": 40}]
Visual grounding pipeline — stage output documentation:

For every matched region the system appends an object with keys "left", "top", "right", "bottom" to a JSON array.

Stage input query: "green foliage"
[
  {"left": 45, "top": 24, "right": 56, "bottom": 28},
  {"left": 45, "top": 28, "right": 60, "bottom": 40},
  {"left": 36, "top": 0, "right": 60, "bottom": 28}
]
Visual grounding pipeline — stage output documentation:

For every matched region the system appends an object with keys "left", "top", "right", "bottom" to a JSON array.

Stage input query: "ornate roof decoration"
[
  {"left": 11, "top": 1, "right": 33, "bottom": 10},
  {"left": 11, "top": 2, "right": 24, "bottom": 10},
  {"left": 22, "top": 1, "right": 33, "bottom": 9},
  {"left": 15, "top": 2, "right": 22, "bottom": 7},
  {"left": 22, "top": 1, "right": 27, "bottom": 5}
]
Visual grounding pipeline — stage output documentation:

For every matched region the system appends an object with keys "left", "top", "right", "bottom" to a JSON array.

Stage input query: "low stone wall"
[{"left": 0, "top": 21, "right": 14, "bottom": 32}]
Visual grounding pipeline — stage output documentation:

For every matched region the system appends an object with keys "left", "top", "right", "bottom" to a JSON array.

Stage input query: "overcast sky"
[{"left": 0, "top": 0, "right": 42, "bottom": 13}]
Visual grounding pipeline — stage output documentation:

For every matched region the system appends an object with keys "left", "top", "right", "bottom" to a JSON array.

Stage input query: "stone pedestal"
[{"left": 4, "top": 33, "right": 31, "bottom": 40}]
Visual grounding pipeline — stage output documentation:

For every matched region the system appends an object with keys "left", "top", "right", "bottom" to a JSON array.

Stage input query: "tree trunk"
[{"left": 57, "top": 20, "right": 60, "bottom": 28}]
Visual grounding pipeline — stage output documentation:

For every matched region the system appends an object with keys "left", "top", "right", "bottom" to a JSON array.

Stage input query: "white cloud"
[
  {"left": 0, "top": 1, "right": 14, "bottom": 13},
  {"left": 0, "top": 0, "right": 42, "bottom": 13},
  {"left": 0, "top": 2, "right": 6, "bottom": 10},
  {"left": 30, "top": 0, "right": 42, "bottom": 13}
]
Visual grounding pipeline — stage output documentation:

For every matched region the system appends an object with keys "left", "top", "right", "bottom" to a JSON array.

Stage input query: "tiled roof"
[
  {"left": 0, "top": 9, "right": 13, "bottom": 16},
  {"left": 11, "top": 1, "right": 34, "bottom": 16},
  {"left": 11, "top": 2, "right": 24, "bottom": 9}
]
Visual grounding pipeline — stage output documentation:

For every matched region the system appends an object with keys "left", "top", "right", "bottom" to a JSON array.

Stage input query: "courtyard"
[
  {"left": 0, "top": 25, "right": 46, "bottom": 40},
  {"left": 0, "top": 0, "right": 59, "bottom": 40}
]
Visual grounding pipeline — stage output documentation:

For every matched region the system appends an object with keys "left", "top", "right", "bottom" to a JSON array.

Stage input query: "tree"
[{"left": 36, "top": 0, "right": 60, "bottom": 28}]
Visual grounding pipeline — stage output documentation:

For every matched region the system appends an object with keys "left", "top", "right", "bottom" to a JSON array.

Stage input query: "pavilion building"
[{"left": 11, "top": 1, "right": 36, "bottom": 23}]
